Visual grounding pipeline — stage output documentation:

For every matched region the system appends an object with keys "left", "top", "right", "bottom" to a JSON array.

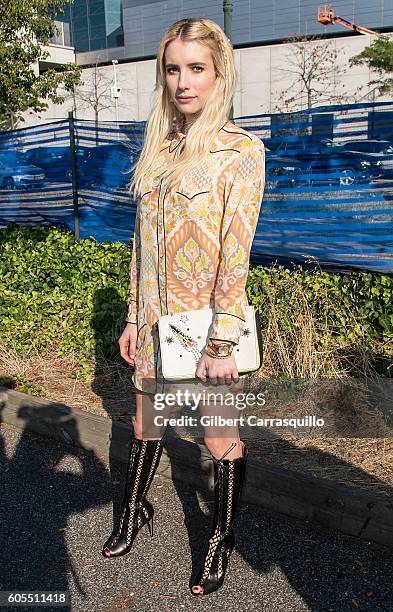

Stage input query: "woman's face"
[{"left": 164, "top": 38, "right": 217, "bottom": 126}]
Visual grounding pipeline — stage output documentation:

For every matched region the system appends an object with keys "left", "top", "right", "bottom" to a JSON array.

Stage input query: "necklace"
[{"left": 179, "top": 118, "right": 188, "bottom": 135}]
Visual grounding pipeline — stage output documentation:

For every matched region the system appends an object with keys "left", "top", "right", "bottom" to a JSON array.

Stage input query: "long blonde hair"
[{"left": 130, "top": 18, "right": 237, "bottom": 198}]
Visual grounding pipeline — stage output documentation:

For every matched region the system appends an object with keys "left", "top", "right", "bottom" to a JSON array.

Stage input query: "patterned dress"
[{"left": 126, "top": 121, "right": 266, "bottom": 394}]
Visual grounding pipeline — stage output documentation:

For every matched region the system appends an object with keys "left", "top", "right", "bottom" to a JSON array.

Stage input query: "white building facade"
[{"left": 24, "top": 0, "right": 393, "bottom": 125}]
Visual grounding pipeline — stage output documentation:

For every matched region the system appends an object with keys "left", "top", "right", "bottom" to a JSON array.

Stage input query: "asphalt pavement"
[{"left": 1, "top": 422, "right": 392, "bottom": 612}]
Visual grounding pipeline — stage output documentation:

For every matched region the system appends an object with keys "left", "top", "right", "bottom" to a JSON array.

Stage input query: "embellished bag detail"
[{"left": 157, "top": 306, "right": 263, "bottom": 381}]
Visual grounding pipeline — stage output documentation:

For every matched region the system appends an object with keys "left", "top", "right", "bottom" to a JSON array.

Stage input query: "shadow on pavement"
[{"left": 0, "top": 401, "right": 112, "bottom": 611}]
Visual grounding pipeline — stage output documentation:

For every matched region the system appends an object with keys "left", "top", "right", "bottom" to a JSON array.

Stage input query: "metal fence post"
[{"left": 68, "top": 111, "right": 80, "bottom": 240}]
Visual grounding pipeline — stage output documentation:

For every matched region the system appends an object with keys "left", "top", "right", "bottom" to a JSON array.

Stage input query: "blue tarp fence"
[{"left": 1, "top": 100, "right": 393, "bottom": 273}]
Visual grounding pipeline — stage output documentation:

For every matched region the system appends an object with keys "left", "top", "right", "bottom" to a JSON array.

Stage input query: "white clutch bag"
[{"left": 157, "top": 306, "right": 263, "bottom": 382}]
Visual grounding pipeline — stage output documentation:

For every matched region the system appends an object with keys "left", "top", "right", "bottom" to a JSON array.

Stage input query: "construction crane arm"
[{"left": 317, "top": 4, "right": 378, "bottom": 36}]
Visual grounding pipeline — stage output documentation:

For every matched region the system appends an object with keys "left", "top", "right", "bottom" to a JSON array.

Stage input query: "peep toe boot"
[
  {"left": 190, "top": 441, "right": 248, "bottom": 596},
  {"left": 102, "top": 434, "right": 164, "bottom": 559}
]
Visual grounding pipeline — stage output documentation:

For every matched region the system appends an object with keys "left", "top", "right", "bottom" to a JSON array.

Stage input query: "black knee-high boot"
[
  {"left": 190, "top": 441, "right": 248, "bottom": 596},
  {"left": 102, "top": 432, "right": 165, "bottom": 558}
]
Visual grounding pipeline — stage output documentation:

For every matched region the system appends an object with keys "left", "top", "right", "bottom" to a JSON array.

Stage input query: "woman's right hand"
[{"left": 119, "top": 323, "right": 138, "bottom": 366}]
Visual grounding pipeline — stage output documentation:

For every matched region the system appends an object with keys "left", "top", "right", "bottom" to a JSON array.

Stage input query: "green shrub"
[
  {"left": 247, "top": 265, "right": 393, "bottom": 341},
  {"left": 0, "top": 224, "right": 391, "bottom": 379},
  {"left": 247, "top": 264, "right": 392, "bottom": 378},
  {"left": 0, "top": 224, "right": 132, "bottom": 377}
]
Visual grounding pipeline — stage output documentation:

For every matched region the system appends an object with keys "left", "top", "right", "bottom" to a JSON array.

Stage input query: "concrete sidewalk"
[{"left": 1, "top": 422, "right": 393, "bottom": 612}]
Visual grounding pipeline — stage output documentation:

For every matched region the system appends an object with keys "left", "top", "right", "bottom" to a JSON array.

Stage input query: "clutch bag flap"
[{"left": 157, "top": 306, "right": 261, "bottom": 381}]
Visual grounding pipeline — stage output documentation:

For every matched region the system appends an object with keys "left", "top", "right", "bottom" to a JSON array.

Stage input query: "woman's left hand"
[{"left": 196, "top": 351, "right": 239, "bottom": 385}]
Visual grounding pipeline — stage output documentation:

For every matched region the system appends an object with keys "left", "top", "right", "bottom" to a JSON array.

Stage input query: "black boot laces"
[{"left": 197, "top": 442, "right": 238, "bottom": 584}]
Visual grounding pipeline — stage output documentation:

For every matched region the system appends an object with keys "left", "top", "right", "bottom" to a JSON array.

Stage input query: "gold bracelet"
[{"left": 204, "top": 347, "right": 231, "bottom": 359}]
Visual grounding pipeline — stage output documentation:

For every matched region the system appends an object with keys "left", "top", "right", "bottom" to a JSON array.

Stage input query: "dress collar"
[
  {"left": 163, "top": 120, "right": 230, "bottom": 153},
  {"left": 167, "top": 130, "right": 185, "bottom": 153}
]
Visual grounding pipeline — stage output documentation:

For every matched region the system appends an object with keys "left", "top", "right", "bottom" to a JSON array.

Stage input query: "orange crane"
[{"left": 317, "top": 4, "right": 378, "bottom": 35}]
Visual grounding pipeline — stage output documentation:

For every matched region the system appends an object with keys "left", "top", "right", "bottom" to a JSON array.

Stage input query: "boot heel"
[{"left": 146, "top": 516, "right": 154, "bottom": 537}]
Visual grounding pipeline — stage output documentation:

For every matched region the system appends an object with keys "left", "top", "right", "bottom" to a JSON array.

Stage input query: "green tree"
[
  {"left": 274, "top": 34, "right": 362, "bottom": 114},
  {"left": 349, "top": 35, "right": 393, "bottom": 96},
  {"left": 0, "top": 0, "right": 81, "bottom": 129}
]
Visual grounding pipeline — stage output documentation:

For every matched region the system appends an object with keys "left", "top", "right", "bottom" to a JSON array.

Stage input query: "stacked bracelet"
[
  {"left": 204, "top": 347, "right": 230, "bottom": 359},
  {"left": 125, "top": 320, "right": 137, "bottom": 325}
]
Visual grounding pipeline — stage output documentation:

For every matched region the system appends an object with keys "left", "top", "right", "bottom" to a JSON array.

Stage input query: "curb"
[{"left": 1, "top": 386, "right": 392, "bottom": 549}]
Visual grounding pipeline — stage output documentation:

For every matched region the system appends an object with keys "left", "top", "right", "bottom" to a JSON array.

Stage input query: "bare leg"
[
  {"left": 203, "top": 437, "right": 244, "bottom": 460},
  {"left": 198, "top": 392, "right": 245, "bottom": 459},
  {"left": 132, "top": 391, "right": 168, "bottom": 441}
]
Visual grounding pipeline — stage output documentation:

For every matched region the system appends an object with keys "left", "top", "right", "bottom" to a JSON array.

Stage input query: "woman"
[{"left": 101, "top": 18, "right": 265, "bottom": 597}]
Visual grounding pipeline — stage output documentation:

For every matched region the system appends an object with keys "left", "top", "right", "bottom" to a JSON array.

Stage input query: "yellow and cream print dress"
[{"left": 126, "top": 121, "right": 265, "bottom": 394}]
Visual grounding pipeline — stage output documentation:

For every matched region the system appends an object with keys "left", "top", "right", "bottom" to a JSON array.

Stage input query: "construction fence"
[{"left": 1, "top": 100, "right": 393, "bottom": 273}]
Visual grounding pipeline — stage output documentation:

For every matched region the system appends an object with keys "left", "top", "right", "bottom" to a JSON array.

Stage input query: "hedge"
[{"left": 0, "top": 224, "right": 391, "bottom": 379}]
